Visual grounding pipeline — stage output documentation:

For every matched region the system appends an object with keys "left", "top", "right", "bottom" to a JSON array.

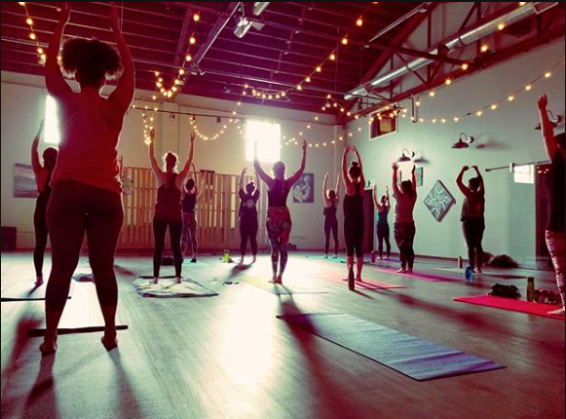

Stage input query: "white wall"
[
  {"left": 346, "top": 39, "right": 565, "bottom": 263},
  {"left": 1, "top": 72, "right": 341, "bottom": 250}
]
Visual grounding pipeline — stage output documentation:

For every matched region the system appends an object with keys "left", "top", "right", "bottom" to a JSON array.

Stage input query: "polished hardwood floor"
[{"left": 1, "top": 251, "right": 564, "bottom": 419}]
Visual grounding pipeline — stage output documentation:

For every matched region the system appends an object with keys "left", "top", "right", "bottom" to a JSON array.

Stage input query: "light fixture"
[
  {"left": 452, "top": 133, "right": 476, "bottom": 149},
  {"left": 397, "top": 149, "right": 415, "bottom": 163}
]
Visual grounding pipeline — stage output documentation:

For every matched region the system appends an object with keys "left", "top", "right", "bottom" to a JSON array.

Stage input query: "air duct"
[{"left": 345, "top": 3, "right": 539, "bottom": 100}]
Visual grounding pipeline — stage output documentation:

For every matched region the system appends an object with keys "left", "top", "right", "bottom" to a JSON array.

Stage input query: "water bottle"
[
  {"left": 527, "top": 277, "right": 536, "bottom": 302},
  {"left": 223, "top": 249, "right": 230, "bottom": 263},
  {"left": 458, "top": 256, "right": 463, "bottom": 269},
  {"left": 465, "top": 266, "right": 473, "bottom": 281}
]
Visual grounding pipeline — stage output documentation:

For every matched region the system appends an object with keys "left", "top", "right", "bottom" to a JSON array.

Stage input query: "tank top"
[
  {"left": 268, "top": 180, "right": 290, "bottom": 208},
  {"left": 344, "top": 183, "right": 364, "bottom": 219},
  {"left": 155, "top": 174, "right": 182, "bottom": 222},
  {"left": 377, "top": 208, "right": 389, "bottom": 225},
  {"left": 394, "top": 191, "right": 417, "bottom": 224},
  {"left": 240, "top": 190, "right": 260, "bottom": 220},
  {"left": 324, "top": 202, "right": 338, "bottom": 220},
  {"left": 51, "top": 98, "right": 122, "bottom": 193},
  {"left": 183, "top": 193, "right": 197, "bottom": 214},
  {"left": 461, "top": 190, "right": 485, "bottom": 221},
  {"left": 547, "top": 150, "right": 565, "bottom": 232}
]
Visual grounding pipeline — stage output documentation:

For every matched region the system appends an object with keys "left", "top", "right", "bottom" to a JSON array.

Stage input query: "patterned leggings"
[
  {"left": 546, "top": 230, "right": 565, "bottom": 306},
  {"left": 266, "top": 207, "right": 292, "bottom": 275}
]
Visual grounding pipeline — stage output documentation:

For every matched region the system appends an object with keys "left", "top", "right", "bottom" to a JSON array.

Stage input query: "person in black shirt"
[
  {"left": 238, "top": 168, "right": 260, "bottom": 264},
  {"left": 538, "top": 95, "right": 565, "bottom": 316},
  {"left": 181, "top": 176, "right": 201, "bottom": 263}
]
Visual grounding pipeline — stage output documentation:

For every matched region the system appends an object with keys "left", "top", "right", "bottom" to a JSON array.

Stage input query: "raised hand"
[
  {"left": 110, "top": 2, "right": 120, "bottom": 32},
  {"left": 324, "top": 172, "right": 330, "bottom": 180},
  {"left": 242, "top": 167, "right": 248, "bottom": 176},
  {"left": 473, "top": 165, "right": 480, "bottom": 172},
  {"left": 537, "top": 94, "right": 548, "bottom": 111},
  {"left": 392, "top": 162, "right": 399, "bottom": 171},
  {"left": 412, "top": 165, "right": 416, "bottom": 174},
  {"left": 37, "top": 120, "right": 45, "bottom": 135},
  {"left": 150, "top": 128, "right": 156, "bottom": 143},
  {"left": 302, "top": 139, "right": 308, "bottom": 152},
  {"left": 59, "top": 2, "right": 71, "bottom": 24},
  {"left": 462, "top": 165, "right": 470, "bottom": 171},
  {"left": 190, "top": 132, "right": 196, "bottom": 143}
]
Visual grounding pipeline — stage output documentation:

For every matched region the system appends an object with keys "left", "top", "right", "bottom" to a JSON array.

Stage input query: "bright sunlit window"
[
  {"left": 514, "top": 164, "right": 535, "bottom": 184},
  {"left": 44, "top": 96, "right": 61, "bottom": 145},
  {"left": 246, "top": 120, "right": 281, "bottom": 163}
]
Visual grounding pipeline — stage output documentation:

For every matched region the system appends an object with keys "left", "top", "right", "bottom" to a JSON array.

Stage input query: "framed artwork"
[
  {"left": 13, "top": 164, "right": 38, "bottom": 199},
  {"left": 424, "top": 180, "right": 456, "bottom": 223},
  {"left": 293, "top": 173, "right": 314, "bottom": 204},
  {"left": 370, "top": 112, "right": 398, "bottom": 140},
  {"left": 415, "top": 167, "right": 424, "bottom": 187}
]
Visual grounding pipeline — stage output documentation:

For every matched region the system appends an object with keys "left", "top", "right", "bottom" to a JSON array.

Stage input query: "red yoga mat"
[{"left": 454, "top": 295, "right": 565, "bottom": 321}]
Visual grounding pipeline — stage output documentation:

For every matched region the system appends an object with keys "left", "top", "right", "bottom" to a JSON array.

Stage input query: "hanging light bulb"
[
  {"left": 26, "top": 17, "right": 33, "bottom": 25},
  {"left": 297, "top": 85, "right": 303, "bottom": 91},
  {"left": 316, "top": 66, "right": 322, "bottom": 73},
  {"left": 40, "top": 54, "right": 47, "bottom": 61},
  {"left": 545, "top": 71, "right": 552, "bottom": 78},
  {"left": 186, "top": 54, "right": 192, "bottom": 62},
  {"left": 179, "top": 69, "right": 185, "bottom": 76},
  {"left": 306, "top": 76, "right": 311, "bottom": 83},
  {"left": 29, "top": 33, "right": 36, "bottom": 40},
  {"left": 462, "top": 63, "right": 470, "bottom": 71},
  {"left": 491, "top": 104, "right": 498, "bottom": 110},
  {"left": 37, "top": 47, "right": 44, "bottom": 54},
  {"left": 154, "top": 71, "right": 160, "bottom": 77},
  {"left": 525, "top": 84, "right": 532, "bottom": 91},
  {"left": 508, "top": 95, "right": 515, "bottom": 102},
  {"left": 445, "top": 78, "right": 453, "bottom": 86},
  {"left": 341, "top": 37, "right": 348, "bottom": 45},
  {"left": 193, "top": 13, "right": 200, "bottom": 22},
  {"left": 476, "top": 110, "right": 483, "bottom": 117},
  {"left": 356, "top": 18, "right": 363, "bottom": 27},
  {"left": 481, "top": 44, "right": 490, "bottom": 53},
  {"left": 498, "top": 22, "right": 506, "bottom": 31},
  {"left": 281, "top": 92, "right": 286, "bottom": 97},
  {"left": 189, "top": 36, "right": 196, "bottom": 45},
  {"left": 429, "top": 91, "right": 436, "bottom": 98},
  {"left": 330, "top": 53, "right": 336, "bottom": 61},
  {"left": 18, "top": 2, "right": 26, "bottom": 5},
  {"left": 454, "top": 116, "right": 460, "bottom": 122}
]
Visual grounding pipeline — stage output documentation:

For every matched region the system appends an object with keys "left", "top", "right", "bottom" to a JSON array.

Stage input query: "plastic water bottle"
[
  {"left": 458, "top": 257, "right": 463, "bottom": 269},
  {"left": 223, "top": 249, "right": 230, "bottom": 263},
  {"left": 527, "top": 277, "right": 536, "bottom": 302},
  {"left": 465, "top": 266, "right": 473, "bottom": 281}
]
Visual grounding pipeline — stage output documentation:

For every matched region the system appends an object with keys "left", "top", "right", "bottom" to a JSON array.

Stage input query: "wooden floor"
[{"left": 1, "top": 251, "right": 564, "bottom": 419}]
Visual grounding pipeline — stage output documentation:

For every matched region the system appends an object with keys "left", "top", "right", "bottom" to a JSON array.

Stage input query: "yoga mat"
[
  {"left": 133, "top": 278, "right": 218, "bottom": 298},
  {"left": 243, "top": 277, "right": 327, "bottom": 295},
  {"left": 1, "top": 281, "right": 74, "bottom": 303},
  {"left": 1, "top": 335, "right": 178, "bottom": 419},
  {"left": 438, "top": 267, "right": 524, "bottom": 280},
  {"left": 454, "top": 295, "right": 565, "bottom": 321},
  {"left": 278, "top": 313, "right": 504, "bottom": 381},
  {"left": 369, "top": 266, "right": 458, "bottom": 283},
  {"left": 313, "top": 273, "right": 406, "bottom": 290},
  {"left": 305, "top": 255, "right": 347, "bottom": 264}
]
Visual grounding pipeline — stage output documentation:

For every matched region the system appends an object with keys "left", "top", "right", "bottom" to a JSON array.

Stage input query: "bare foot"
[
  {"left": 252, "top": 256, "right": 257, "bottom": 264},
  {"left": 35, "top": 276, "right": 44, "bottom": 287},
  {"left": 152, "top": 277, "right": 159, "bottom": 285},
  {"left": 101, "top": 335, "right": 118, "bottom": 351},
  {"left": 356, "top": 277, "right": 363, "bottom": 283},
  {"left": 407, "top": 269, "right": 413, "bottom": 274},
  {"left": 397, "top": 268, "right": 407, "bottom": 274},
  {"left": 175, "top": 277, "right": 182, "bottom": 284},
  {"left": 548, "top": 308, "right": 565, "bottom": 316}
]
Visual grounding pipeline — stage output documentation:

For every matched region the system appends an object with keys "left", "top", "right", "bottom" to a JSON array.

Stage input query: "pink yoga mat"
[
  {"left": 369, "top": 266, "right": 459, "bottom": 283},
  {"left": 314, "top": 273, "right": 406, "bottom": 290},
  {"left": 454, "top": 295, "right": 565, "bottom": 321}
]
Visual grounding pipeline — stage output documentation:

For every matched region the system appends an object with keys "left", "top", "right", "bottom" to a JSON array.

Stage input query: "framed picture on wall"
[
  {"left": 13, "top": 164, "right": 38, "bottom": 199},
  {"left": 424, "top": 180, "right": 456, "bottom": 223},
  {"left": 293, "top": 173, "right": 314, "bottom": 204}
]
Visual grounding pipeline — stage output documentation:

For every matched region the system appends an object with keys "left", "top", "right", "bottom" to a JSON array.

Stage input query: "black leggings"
[
  {"left": 345, "top": 216, "right": 364, "bottom": 258},
  {"left": 46, "top": 181, "right": 124, "bottom": 312},
  {"left": 34, "top": 199, "right": 49, "bottom": 277},
  {"left": 394, "top": 222, "right": 416, "bottom": 270},
  {"left": 463, "top": 219, "right": 485, "bottom": 270},
  {"left": 324, "top": 218, "right": 339, "bottom": 255},
  {"left": 240, "top": 217, "right": 259, "bottom": 257},
  {"left": 153, "top": 218, "right": 183, "bottom": 278},
  {"left": 377, "top": 223, "right": 391, "bottom": 259}
]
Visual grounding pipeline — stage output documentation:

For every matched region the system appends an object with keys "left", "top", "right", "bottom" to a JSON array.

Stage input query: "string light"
[
  {"left": 356, "top": 18, "right": 363, "bottom": 27},
  {"left": 29, "top": 33, "right": 36, "bottom": 40},
  {"left": 189, "top": 36, "right": 196, "bottom": 45},
  {"left": 498, "top": 23, "right": 506, "bottom": 31},
  {"left": 186, "top": 54, "right": 193, "bottom": 61},
  {"left": 508, "top": 95, "right": 515, "bottom": 102},
  {"left": 429, "top": 91, "right": 436, "bottom": 98},
  {"left": 476, "top": 111, "right": 483, "bottom": 117},
  {"left": 341, "top": 37, "right": 349, "bottom": 45},
  {"left": 481, "top": 44, "right": 490, "bottom": 53},
  {"left": 545, "top": 71, "right": 552, "bottom": 78},
  {"left": 445, "top": 78, "right": 453, "bottom": 86},
  {"left": 26, "top": 17, "right": 33, "bottom": 25},
  {"left": 316, "top": 66, "right": 322, "bottom": 73},
  {"left": 525, "top": 84, "right": 532, "bottom": 91},
  {"left": 193, "top": 13, "right": 200, "bottom": 22},
  {"left": 462, "top": 63, "right": 470, "bottom": 71},
  {"left": 491, "top": 104, "right": 498, "bottom": 110},
  {"left": 330, "top": 53, "right": 336, "bottom": 61}
]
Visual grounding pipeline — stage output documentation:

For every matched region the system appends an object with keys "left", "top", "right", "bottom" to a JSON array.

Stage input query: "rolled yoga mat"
[{"left": 278, "top": 313, "right": 505, "bottom": 381}]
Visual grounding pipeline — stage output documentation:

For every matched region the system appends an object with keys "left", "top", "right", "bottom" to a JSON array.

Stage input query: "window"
[
  {"left": 246, "top": 120, "right": 281, "bottom": 163},
  {"left": 370, "top": 111, "right": 398, "bottom": 140},
  {"left": 44, "top": 96, "right": 61, "bottom": 145},
  {"left": 514, "top": 164, "right": 535, "bottom": 184}
]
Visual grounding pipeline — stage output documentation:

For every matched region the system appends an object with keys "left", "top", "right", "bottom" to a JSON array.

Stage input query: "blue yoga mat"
[{"left": 278, "top": 313, "right": 505, "bottom": 381}]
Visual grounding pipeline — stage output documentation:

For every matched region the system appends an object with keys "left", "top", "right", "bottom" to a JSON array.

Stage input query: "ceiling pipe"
[
  {"left": 190, "top": 2, "right": 241, "bottom": 68},
  {"left": 369, "top": 2, "right": 434, "bottom": 43},
  {"left": 345, "top": 3, "right": 538, "bottom": 100},
  {"left": 253, "top": 2, "right": 271, "bottom": 16}
]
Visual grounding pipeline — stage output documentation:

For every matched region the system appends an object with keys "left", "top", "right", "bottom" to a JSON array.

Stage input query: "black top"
[
  {"left": 377, "top": 208, "right": 389, "bottom": 225},
  {"left": 268, "top": 180, "right": 290, "bottom": 208},
  {"left": 155, "top": 174, "right": 182, "bottom": 222},
  {"left": 548, "top": 150, "right": 565, "bottom": 232},
  {"left": 183, "top": 192, "right": 197, "bottom": 214},
  {"left": 37, "top": 170, "right": 53, "bottom": 205},
  {"left": 239, "top": 189, "right": 260, "bottom": 219},
  {"left": 344, "top": 183, "right": 364, "bottom": 219},
  {"left": 324, "top": 203, "right": 338, "bottom": 219}
]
